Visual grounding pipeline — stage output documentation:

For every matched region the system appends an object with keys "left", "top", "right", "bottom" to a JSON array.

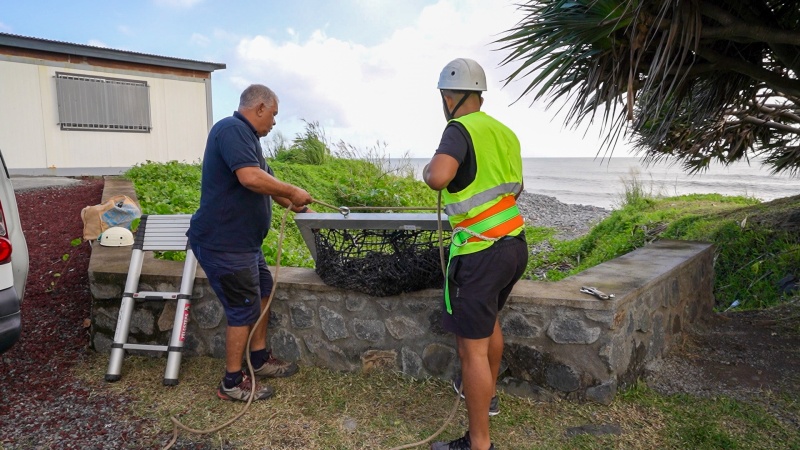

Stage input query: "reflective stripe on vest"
[
  {"left": 451, "top": 195, "right": 524, "bottom": 246},
  {"left": 444, "top": 182, "right": 522, "bottom": 216},
  {"left": 444, "top": 195, "right": 523, "bottom": 314}
]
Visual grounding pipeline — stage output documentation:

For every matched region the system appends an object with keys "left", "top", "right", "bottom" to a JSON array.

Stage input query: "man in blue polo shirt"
[{"left": 188, "top": 84, "right": 313, "bottom": 401}]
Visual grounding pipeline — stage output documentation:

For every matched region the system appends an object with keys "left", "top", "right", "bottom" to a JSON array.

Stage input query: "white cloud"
[
  {"left": 87, "top": 39, "right": 109, "bottom": 48},
  {"left": 190, "top": 32, "right": 210, "bottom": 47},
  {"left": 0, "top": 22, "right": 12, "bottom": 33},
  {"left": 117, "top": 25, "right": 133, "bottom": 36},
  {"left": 152, "top": 0, "right": 203, "bottom": 8},
  {"left": 212, "top": 28, "right": 241, "bottom": 43},
  {"left": 221, "top": 0, "right": 634, "bottom": 158}
]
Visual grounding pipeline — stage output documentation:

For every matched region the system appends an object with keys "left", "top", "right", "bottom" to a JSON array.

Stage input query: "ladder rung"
[
  {"left": 134, "top": 291, "right": 179, "bottom": 300},
  {"left": 106, "top": 215, "right": 198, "bottom": 386},
  {"left": 123, "top": 343, "right": 168, "bottom": 352}
]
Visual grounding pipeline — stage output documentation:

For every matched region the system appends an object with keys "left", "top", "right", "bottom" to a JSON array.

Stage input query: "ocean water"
[{"left": 404, "top": 157, "right": 797, "bottom": 209}]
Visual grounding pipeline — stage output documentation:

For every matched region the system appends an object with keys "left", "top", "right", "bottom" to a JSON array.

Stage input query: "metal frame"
[{"left": 294, "top": 212, "right": 451, "bottom": 261}]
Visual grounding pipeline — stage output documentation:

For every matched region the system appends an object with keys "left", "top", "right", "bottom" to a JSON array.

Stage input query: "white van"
[{"left": 0, "top": 149, "right": 29, "bottom": 354}]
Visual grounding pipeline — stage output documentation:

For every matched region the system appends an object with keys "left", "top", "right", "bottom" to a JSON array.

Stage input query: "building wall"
[{"left": 0, "top": 56, "right": 211, "bottom": 174}]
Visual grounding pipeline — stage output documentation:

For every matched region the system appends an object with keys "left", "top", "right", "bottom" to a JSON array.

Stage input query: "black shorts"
[
  {"left": 442, "top": 234, "right": 528, "bottom": 339},
  {"left": 190, "top": 242, "right": 274, "bottom": 327}
]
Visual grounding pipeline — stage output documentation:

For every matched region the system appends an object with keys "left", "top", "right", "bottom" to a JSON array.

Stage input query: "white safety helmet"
[
  {"left": 437, "top": 58, "right": 487, "bottom": 91},
  {"left": 99, "top": 227, "right": 135, "bottom": 247}
]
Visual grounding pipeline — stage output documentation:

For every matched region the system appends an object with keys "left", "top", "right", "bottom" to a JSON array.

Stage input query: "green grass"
[
  {"left": 108, "top": 142, "right": 800, "bottom": 448},
  {"left": 124, "top": 127, "right": 800, "bottom": 311},
  {"left": 124, "top": 128, "right": 436, "bottom": 268},
  {"left": 75, "top": 355, "right": 800, "bottom": 449},
  {"left": 523, "top": 191, "right": 800, "bottom": 310}
]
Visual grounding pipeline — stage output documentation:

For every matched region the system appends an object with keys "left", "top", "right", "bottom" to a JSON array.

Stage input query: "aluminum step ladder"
[{"left": 104, "top": 214, "right": 197, "bottom": 386}]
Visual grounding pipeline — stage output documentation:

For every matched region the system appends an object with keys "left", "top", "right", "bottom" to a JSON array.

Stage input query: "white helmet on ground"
[
  {"left": 437, "top": 58, "right": 487, "bottom": 91},
  {"left": 99, "top": 227, "right": 134, "bottom": 247}
]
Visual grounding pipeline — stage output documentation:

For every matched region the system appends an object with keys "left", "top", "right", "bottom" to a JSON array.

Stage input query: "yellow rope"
[{"left": 311, "top": 199, "right": 439, "bottom": 214}]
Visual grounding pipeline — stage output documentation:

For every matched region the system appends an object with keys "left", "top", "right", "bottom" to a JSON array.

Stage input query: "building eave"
[{"left": 0, "top": 32, "right": 226, "bottom": 73}]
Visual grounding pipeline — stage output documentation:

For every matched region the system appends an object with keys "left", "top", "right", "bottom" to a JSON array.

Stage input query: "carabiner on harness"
[{"left": 338, "top": 206, "right": 351, "bottom": 218}]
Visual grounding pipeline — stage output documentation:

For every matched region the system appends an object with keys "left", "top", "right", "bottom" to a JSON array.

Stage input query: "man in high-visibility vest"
[{"left": 424, "top": 58, "right": 528, "bottom": 450}]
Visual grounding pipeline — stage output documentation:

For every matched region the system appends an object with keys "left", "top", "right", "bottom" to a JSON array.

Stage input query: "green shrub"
[
  {"left": 124, "top": 160, "right": 201, "bottom": 214},
  {"left": 125, "top": 142, "right": 438, "bottom": 268},
  {"left": 614, "top": 167, "right": 659, "bottom": 209},
  {"left": 523, "top": 192, "right": 799, "bottom": 310},
  {"left": 126, "top": 143, "right": 800, "bottom": 312}
]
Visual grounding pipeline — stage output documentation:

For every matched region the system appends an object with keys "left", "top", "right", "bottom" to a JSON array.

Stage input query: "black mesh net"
[{"left": 313, "top": 228, "right": 450, "bottom": 297}]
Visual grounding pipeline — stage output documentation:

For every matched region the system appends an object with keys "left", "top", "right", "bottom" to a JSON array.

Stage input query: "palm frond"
[{"left": 495, "top": 0, "right": 800, "bottom": 174}]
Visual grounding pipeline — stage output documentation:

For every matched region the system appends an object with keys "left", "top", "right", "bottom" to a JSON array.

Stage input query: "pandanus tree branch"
[{"left": 495, "top": 0, "right": 800, "bottom": 174}]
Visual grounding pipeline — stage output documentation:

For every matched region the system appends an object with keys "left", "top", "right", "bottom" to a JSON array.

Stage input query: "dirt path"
[{"left": 646, "top": 305, "right": 800, "bottom": 427}]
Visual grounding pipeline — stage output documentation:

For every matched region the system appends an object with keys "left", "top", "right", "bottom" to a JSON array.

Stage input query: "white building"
[{"left": 0, "top": 33, "right": 226, "bottom": 175}]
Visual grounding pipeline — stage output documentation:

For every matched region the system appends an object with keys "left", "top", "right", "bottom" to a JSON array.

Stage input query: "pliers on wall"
[{"left": 580, "top": 286, "right": 615, "bottom": 300}]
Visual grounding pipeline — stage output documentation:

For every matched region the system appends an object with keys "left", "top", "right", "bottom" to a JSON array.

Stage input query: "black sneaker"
[
  {"left": 430, "top": 430, "right": 495, "bottom": 450},
  {"left": 453, "top": 376, "right": 500, "bottom": 416}
]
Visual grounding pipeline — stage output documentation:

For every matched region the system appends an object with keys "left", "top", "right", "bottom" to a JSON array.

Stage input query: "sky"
[{"left": 0, "top": 0, "right": 636, "bottom": 158}]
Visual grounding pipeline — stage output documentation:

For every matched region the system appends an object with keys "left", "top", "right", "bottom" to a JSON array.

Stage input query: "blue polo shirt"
[{"left": 188, "top": 111, "right": 273, "bottom": 252}]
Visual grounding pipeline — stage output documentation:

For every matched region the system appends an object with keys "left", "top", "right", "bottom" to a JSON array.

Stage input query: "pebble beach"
[{"left": 516, "top": 191, "right": 611, "bottom": 240}]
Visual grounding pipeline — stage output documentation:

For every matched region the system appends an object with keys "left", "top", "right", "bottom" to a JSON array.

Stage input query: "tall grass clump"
[
  {"left": 270, "top": 120, "right": 331, "bottom": 165},
  {"left": 330, "top": 140, "right": 432, "bottom": 209},
  {"left": 614, "top": 167, "right": 658, "bottom": 209},
  {"left": 262, "top": 130, "right": 290, "bottom": 159}
]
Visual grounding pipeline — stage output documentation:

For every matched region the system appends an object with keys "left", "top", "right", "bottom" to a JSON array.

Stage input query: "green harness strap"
[{"left": 444, "top": 204, "right": 521, "bottom": 314}]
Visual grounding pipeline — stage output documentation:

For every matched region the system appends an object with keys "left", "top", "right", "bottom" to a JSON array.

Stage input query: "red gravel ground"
[
  {"left": 0, "top": 179, "right": 154, "bottom": 448},
  {"left": 0, "top": 180, "right": 192, "bottom": 449}
]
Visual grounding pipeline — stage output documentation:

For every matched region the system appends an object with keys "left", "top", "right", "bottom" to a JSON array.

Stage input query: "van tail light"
[
  {"left": 0, "top": 201, "right": 9, "bottom": 264},
  {"left": 0, "top": 237, "right": 11, "bottom": 264}
]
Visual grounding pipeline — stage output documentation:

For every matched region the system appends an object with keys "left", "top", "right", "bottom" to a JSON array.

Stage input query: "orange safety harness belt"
[
  {"left": 445, "top": 195, "right": 524, "bottom": 313},
  {"left": 451, "top": 195, "right": 524, "bottom": 246}
]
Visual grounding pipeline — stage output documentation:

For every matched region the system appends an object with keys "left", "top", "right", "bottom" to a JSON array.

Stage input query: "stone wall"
[{"left": 89, "top": 178, "right": 714, "bottom": 404}]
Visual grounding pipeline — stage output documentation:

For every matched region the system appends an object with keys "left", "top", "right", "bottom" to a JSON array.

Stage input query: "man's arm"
[
  {"left": 273, "top": 195, "right": 315, "bottom": 213},
  {"left": 423, "top": 154, "right": 459, "bottom": 191},
  {"left": 235, "top": 166, "right": 312, "bottom": 207}
]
